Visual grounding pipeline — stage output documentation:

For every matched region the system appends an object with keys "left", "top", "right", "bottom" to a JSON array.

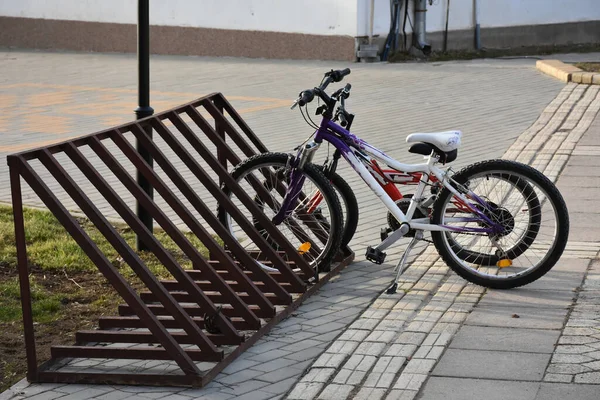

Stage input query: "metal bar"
[
  {"left": 51, "top": 346, "right": 221, "bottom": 362},
  {"left": 69, "top": 140, "right": 249, "bottom": 335},
  {"left": 213, "top": 93, "right": 269, "bottom": 154},
  {"left": 75, "top": 330, "right": 242, "bottom": 346},
  {"left": 147, "top": 117, "right": 299, "bottom": 297},
  {"left": 118, "top": 303, "right": 270, "bottom": 319},
  {"left": 214, "top": 98, "right": 227, "bottom": 183},
  {"left": 14, "top": 157, "right": 202, "bottom": 374},
  {"left": 160, "top": 280, "right": 293, "bottom": 294},
  {"left": 139, "top": 291, "right": 288, "bottom": 306},
  {"left": 182, "top": 107, "right": 315, "bottom": 278},
  {"left": 98, "top": 316, "right": 255, "bottom": 331},
  {"left": 8, "top": 160, "right": 38, "bottom": 381},
  {"left": 135, "top": 0, "right": 154, "bottom": 251},
  {"left": 36, "top": 371, "right": 203, "bottom": 387},
  {"left": 128, "top": 123, "right": 283, "bottom": 311},
  {"left": 88, "top": 136, "right": 259, "bottom": 330},
  {"left": 201, "top": 99, "right": 261, "bottom": 160},
  {"left": 39, "top": 149, "right": 220, "bottom": 354}
]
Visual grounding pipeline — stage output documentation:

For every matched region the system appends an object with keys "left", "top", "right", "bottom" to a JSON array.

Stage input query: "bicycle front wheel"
[
  {"left": 431, "top": 160, "right": 569, "bottom": 289},
  {"left": 218, "top": 152, "right": 343, "bottom": 272}
]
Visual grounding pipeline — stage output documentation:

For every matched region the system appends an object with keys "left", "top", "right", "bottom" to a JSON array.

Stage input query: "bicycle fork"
[{"left": 272, "top": 140, "right": 321, "bottom": 225}]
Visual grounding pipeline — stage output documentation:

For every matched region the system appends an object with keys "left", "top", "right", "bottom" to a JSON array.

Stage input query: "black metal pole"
[{"left": 135, "top": 0, "right": 154, "bottom": 251}]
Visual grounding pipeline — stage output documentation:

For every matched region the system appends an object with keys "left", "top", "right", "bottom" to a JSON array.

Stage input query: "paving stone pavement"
[{"left": 1, "top": 51, "right": 597, "bottom": 400}]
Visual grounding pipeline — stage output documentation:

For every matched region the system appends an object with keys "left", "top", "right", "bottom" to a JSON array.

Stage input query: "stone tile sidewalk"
[{"left": 2, "top": 50, "right": 597, "bottom": 400}]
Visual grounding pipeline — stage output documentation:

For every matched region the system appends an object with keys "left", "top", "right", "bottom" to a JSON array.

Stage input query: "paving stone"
[
  {"left": 251, "top": 357, "right": 299, "bottom": 373},
  {"left": 385, "top": 344, "right": 418, "bottom": 357},
  {"left": 326, "top": 341, "right": 359, "bottom": 355},
  {"left": 21, "top": 392, "right": 66, "bottom": 400},
  {"left": 300, "top": 368, "right": 336, "bottom": 384},
  {"left": 403, "top": 359, "right": 436, "bottom": 374},
  {"left": 384, "top": 389, "right": 418, "bottom": 400},
  {"left": 535, "top": 383, "right": 600, "bottom": 400},
  {"left": 317, "top": 384, "right": 354, "bottom": 400},
  {"left": 544, "top": 373, "right": 573, "bottom": 383},
  {"left": 477, "top": 288, "right": 575, "bottom": 309},
  {"left": 287, "top": 382, "right": 324, "bottom": 400},
  {"left": 393, "top": 373, "right": 428, "bottom": 390},
  {"left": 354, "top": 387, "right": 387, "bottom": 400},
  {"left": 312, "top": 353, "right": 348, "bottom": 369},
  {"left": 217, "top": 369, "right": 265, "bottom": 385},
  {"left": 260, "top": 377, "right": 299, "bottom": 395},
  {"left": 420, "top": 377, "right": 540, "bottom": 400},
  {"left": 466, "top": 305, "right": 568, "bottom": 330},
  {"left": 546, "top": 363, "right": 591, "bottom": 375},
  {"left": 574, "top": 371, "right": 600, "bottom": 384},
  {"left": 449, "top": 326, "right": 560, "bottom": 353},
  {"left": 247, "top": 349, "right": 293, "bottom": 363},
  {"left": 254, "top": 365, "right": 303, "bottom": 384},
  {"left": 551, "top": 353, "right": 594, "bottom": 364},
  {"left": 433, "top": 349, "right": 550, "bottom": 381},
  {"left": 354, "top": 341, "right": 386, "bottom": 356},
  {"left": 285, "top": 345, "right": 328, "bottom": 362}
]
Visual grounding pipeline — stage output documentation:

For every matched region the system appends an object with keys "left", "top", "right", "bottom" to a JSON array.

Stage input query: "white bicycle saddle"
[{"left": 406, "top": 130, "right": 462, "bottom": 152}]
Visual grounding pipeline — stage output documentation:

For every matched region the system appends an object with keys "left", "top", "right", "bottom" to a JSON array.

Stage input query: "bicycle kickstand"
[{"left": 386, "top": 231, "right": 423, "bottom": 294}]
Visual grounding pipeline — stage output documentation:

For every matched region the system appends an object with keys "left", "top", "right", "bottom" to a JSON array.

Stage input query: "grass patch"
[
  {"left": 575, "top": 62, "right": 600, "bottom": 73},
  {"left": 0, "top": 277, "right": 64, "bottom": 323},
  {"left": 389, "top": 43, "right": 600, "bottom": 63},
  {"left": 0, "top": 204, "right": 209, "bottom": 277}
]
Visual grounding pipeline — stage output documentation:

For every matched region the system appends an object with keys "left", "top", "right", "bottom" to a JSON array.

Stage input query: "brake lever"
[{"left": 290, "top": 99, "right": 299, "bottom": 110}]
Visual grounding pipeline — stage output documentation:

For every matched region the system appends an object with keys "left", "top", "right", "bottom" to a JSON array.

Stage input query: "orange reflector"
[
  {"left": 496, "top": 259, "right": 512, "bottom": 268},
  {"left": 298, "top": 242, "right": 311, "bottom": 254}
]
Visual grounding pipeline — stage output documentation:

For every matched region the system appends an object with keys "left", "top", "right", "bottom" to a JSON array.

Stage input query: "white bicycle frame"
[{"left": 309, "top": 128, "right": 482, "bottom": 253}]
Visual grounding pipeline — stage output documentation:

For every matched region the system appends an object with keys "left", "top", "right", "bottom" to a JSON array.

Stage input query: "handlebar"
[{"left": 291, "top": 68, "right": 351, "bottom": 110}]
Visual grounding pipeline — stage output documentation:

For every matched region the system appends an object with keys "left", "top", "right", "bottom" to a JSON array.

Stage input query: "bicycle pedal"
[
  {"left": 365, "top": 246, "right": 387, "bottom": 265},
  {"left": 380, "top": 227, "right": 392, "bottom": 241}
]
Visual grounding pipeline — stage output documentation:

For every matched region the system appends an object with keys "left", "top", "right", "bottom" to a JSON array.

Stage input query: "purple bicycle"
[{"left": 219, "top": 69, "right": 569, "bottom": 293}]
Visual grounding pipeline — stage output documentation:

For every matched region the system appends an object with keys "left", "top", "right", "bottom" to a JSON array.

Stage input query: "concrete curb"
[{"left": 536, "top": 59, "right": 600, "bottom": 84}]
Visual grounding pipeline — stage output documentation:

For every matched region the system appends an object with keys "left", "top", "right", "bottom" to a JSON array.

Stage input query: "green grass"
[
  {"left": 0, "top": 277, "right": 64, "bottom": 323},
  {"left": 0, "top": 204, "right": 209, "bottom": 275},
  {"left": 0, "top": 204, "right": 211, "bottom": 323}
]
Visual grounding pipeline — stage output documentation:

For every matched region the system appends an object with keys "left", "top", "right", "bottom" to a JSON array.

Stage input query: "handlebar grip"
[
  {"left": 298, "top": 90, "right": 315, "bottom": 106},
  {"left": 340, "top": 83, "right": 352, "bottom": 100},
  {"left": 330, "top": 68, "right": 351, "bottom": 83}
]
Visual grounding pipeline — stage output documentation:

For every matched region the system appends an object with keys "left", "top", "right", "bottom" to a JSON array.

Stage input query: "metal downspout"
[
  {"left": 413, "top": 0, "right": 431, "bottom": 54},
  {"left": 474, "top": 0, "right": 481, "bottom": 49}
]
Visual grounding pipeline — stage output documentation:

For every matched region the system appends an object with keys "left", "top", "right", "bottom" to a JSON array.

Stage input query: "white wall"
[
  {"left": 2, "top": 0, "right": 599, "bottom": 38},
  {"left": 0, "top": 0, "right": 359, "bottom": 36}
]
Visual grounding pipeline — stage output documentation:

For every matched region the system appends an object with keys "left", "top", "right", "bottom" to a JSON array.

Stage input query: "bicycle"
[{"left": 219, "top": 68, "right": 569, "bottom": 293}]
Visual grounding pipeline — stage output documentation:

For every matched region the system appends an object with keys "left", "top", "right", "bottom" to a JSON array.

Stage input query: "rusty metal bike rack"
[{"left": 9, "top": 93, "right": 354, "bottom": 387}]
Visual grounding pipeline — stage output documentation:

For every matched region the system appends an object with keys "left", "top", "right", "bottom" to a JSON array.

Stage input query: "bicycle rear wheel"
[
  {"left": 218, "top": 152, "right": 343, "bottom": 272},
  {"left": 431, "top": 160, "right": 569, "bottom": 289}
]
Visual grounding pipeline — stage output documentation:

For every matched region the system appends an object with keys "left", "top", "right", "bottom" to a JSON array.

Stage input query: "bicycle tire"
[
  {"left": 218, "top": 152, "right": 343, "bottom": 272},
  {"left": 431, "top": 159, "right": 569, "bottom": 289},
  {"left": 316, "top": 166, "right": 359, "bottom": 248}
]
